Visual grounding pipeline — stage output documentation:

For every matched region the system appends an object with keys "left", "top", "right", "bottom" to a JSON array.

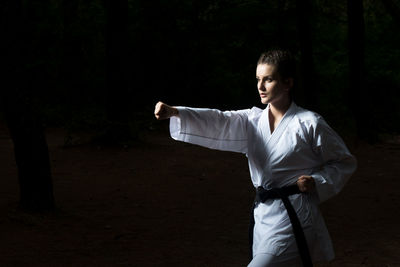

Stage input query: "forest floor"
[{"left": 0, "top": 121, "right": 400, "bottom": 267}]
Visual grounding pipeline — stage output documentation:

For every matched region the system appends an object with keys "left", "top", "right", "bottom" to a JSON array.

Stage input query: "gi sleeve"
[
  {"left": 310, "top": 119, "right": 357, "bottom": 203},
  {"left": 169, "top": 107, "right": 250, "bottom": 154}
]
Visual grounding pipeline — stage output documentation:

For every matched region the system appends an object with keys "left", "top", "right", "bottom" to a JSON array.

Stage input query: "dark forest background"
[
  {"left": 3, "top": 0, "right": 400, "bottom": 134},
  {"left": 1, "top": 0, "right": 400, "bottom": 210}
]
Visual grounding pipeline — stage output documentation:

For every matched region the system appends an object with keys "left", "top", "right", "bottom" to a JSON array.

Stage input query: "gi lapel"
[
  {"left": 260, "top": 102, "right": 298, "bottom": 179},
  {"left": 266, "top": 102, "right": 297, "bottom": 150},
  {"left": 258, "top": 107, "right": 271, "bottom": 141}
]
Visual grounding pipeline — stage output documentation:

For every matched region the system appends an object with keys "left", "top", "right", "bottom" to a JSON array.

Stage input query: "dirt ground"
[{"left": 0, "top": 121, "right": 400, "bottom": 267}]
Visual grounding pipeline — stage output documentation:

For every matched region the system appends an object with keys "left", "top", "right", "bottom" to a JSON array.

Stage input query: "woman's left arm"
[{"left": 309, "top": 119, "right": 357, "bottom": 203}]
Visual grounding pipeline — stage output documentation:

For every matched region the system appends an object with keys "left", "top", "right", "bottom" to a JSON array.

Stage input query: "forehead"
[{"left": 256, "top": 64, "right": 277, "bottom": 77}]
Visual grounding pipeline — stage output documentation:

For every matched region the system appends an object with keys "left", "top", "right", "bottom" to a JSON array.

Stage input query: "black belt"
[{"left": 249, "top": 185, "right": 313, "bottom": 267}]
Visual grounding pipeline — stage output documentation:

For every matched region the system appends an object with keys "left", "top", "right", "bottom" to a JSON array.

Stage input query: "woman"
[{"left": 154, "top": 49, "right": 357, "bottom": 267}]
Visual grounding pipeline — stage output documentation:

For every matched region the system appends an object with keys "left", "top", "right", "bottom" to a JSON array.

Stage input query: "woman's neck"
[{"left": 269, "top": 98, "right": 291, "bottom": 119}]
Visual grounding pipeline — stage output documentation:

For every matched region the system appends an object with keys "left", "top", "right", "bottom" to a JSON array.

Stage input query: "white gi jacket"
[{"left": 169, "top": 102, "right": 357, "bottom": 262}]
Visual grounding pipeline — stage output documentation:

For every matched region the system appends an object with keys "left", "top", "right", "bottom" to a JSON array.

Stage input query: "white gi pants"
[
  {"left": 247, "top": 253, "right": 302, "bottom": 267},
  {"left": 247, "top": 237, "right": 303, "bottom": 267}
]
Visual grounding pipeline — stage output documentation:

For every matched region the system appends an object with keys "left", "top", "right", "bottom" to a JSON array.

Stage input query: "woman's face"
[{"left": 256, "top": 63, "right": 291, "bottom": 105}]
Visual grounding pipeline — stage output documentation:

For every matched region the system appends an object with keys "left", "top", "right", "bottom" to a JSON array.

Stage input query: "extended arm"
[{"left": 166, "top": 104, "right": 251, "bottom": 154}]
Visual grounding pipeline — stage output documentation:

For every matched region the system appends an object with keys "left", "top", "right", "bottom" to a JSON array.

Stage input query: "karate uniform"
[{"left": 169, "top": 102, "right": 357, "bottom": 262}]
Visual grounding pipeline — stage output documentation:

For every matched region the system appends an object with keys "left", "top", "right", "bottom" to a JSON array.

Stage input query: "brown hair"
[{"left": 257, "top": 49, "right": 296, "bottom": 80}]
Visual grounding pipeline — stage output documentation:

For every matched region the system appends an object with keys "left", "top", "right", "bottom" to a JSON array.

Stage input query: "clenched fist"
[
  {"left": 296, "top": 175, "right": 316, "bottom": 193},
  {"left": 154, "top": 101, "right": 179, "bottom": 120}
]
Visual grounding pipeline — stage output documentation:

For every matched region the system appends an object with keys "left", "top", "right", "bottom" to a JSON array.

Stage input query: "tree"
[
  {"left": 347, "top": 0, "right": 375, "bottom": 141},
  {"left": 296, "top": 0, "right": 318, "bottom": 112},
  {"left": 61, "top": 0, "right": 83, "bottom": 96},
  {"left": 102, "top": 0, "right": 131, "bottom": 143},
  {"left": 0, "top": 0, "right": 55, "bottom": 211}
]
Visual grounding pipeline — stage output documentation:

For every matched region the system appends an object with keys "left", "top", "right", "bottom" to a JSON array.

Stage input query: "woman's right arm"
[{"left": 154, "top": 101, "right": 250, "bottom": 154}]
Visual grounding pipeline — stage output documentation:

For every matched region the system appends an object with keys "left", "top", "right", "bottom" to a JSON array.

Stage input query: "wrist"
[{"left": 172, "top": 107, "right": 179, "bottom": 117}]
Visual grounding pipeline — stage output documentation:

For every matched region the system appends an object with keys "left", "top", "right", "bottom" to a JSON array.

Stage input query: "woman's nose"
[{"left": 258, "top": 82, "right": 266, "bottom": 91}]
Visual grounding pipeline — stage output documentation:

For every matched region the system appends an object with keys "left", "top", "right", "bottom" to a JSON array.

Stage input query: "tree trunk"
[
  {"left": 2, "top": 92, "right": 55, "bottom": 211},
  {"left": 276, "top": 0, "right": 287, "bottom": 46},
  {"left": 61, "top": 0, "right": 83, "bottom": 99},
  {"left": 296, "top": 0, "right": 318, "bottom": 112},
  {"left": 0, "top": 0, "right": 55, "bottom": 211},
  {"left": 347, "top": 0, "right": 374, "bottom": 141},
  {"left": 103, "top": 0, "right": 131, "bottom": 143}
]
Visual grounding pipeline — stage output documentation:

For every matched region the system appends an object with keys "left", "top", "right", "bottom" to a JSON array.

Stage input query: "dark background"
[
  {"left": 0, "top": 0, "right": 400, "bottom": 266},
  {"left": 2, "top": 0, "right": 400, "bottom": 137}
]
